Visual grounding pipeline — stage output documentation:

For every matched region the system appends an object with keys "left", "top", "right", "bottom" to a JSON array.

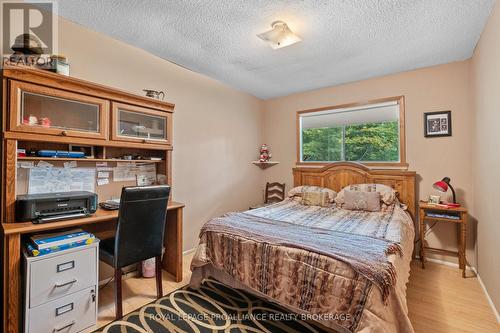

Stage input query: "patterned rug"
[{"left": 95, "top": 279, "right": 329, "bottom": 332}]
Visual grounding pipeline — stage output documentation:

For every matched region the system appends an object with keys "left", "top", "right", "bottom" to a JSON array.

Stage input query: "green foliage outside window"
[{"left": 301, "top": 121, "right": 399, "bottom": 162}]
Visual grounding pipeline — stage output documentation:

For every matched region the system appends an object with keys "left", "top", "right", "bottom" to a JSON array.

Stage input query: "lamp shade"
[
  {"left": 433, "top": 180, "right": 449, "bottom": 192},
  {"left": 432, "top": 177, "right": 458, "bottom": 205},
  {"left": 433, "top": 177, "right": 451, "bottom": 192}
]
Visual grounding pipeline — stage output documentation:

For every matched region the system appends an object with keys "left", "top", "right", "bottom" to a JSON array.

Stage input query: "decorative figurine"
[
  {"left": 39, "top": 117, "right": 51, "bottom": 127},
  {"left": 23, "top": 115, "right": 38, "bottom": 126},
  {"left": 259, "top": 144, "right": 272, "bottom": 162}
]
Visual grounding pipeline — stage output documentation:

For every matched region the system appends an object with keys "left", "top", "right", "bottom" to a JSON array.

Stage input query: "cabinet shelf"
[
  {"left": 17, "top": 156, "right": 163, "bottom": 163},
  {"left": 252, "top": 161, "right": 279, "bottom": 169}
]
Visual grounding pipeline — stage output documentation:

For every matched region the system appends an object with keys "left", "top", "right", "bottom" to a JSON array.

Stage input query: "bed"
[{"left": 190, "top": 162, "right": 416, "bottom": 333}]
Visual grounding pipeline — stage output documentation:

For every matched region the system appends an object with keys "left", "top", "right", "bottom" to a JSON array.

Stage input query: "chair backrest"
[
  {"left": 265, "top": 182, "right": 285, "bottom": 203},
  {"left": 114, "top": 185, "right": 170, "bottom": 268}
]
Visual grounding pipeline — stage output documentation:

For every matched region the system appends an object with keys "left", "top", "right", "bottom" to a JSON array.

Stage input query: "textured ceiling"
[{"left": 56, "top": 0, "right": 495, "bottom": 99}]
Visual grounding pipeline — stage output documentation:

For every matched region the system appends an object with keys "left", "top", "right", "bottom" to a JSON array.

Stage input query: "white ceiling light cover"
[{"left": 257, "top": 20, "right": 301, "bottom": 49}]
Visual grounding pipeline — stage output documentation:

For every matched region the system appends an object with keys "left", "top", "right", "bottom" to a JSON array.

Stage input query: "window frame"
[{"left": 296, "top": 96, "right": 407, "bottom": 168}]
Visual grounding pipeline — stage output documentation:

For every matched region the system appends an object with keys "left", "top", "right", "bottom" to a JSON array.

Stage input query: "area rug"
[{"left": 95, "top": 278, "right": 329, "bottom": 332}]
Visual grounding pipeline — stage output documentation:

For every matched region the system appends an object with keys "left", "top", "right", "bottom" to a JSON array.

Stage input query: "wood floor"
[
  {"left": 407, "top": 261, "right": 500, "bottom": 333},
  {"left": 97, "top": 253, "right": 500, "bottom": 332}
]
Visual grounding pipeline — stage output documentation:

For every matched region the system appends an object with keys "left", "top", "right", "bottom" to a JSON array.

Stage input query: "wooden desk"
[
  {"left": 1, "top": 201, "right": 184, "bottom": 333},
  {"left": 1, "top": 65, "right": 179, "bottom": 333},
  {"left": 418, "top": 201, "right": 468, "bottom": 278}
]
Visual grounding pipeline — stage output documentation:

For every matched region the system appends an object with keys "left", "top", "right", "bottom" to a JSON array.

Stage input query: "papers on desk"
[
  {"left": 107, "top": 198, "right": 120, "bottom": 205},
  {"left": 101, "top": 198, "right": 120, "bottom": 210},
  {"left": 28, "top": 167, "right": 96, "bottom": 194}
]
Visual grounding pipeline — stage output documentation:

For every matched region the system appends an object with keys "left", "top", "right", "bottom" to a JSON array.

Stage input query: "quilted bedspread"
[{"left": 190, "top": 199, "right": 415, "bottom": 333}]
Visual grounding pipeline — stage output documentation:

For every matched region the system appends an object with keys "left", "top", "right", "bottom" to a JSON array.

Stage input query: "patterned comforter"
[{"left": 190, "top": 199, "right": 415, "bottom": 333}]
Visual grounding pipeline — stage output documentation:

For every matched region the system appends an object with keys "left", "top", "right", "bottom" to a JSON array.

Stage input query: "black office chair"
[{"left": 99, "top": 185, "right": 171, "bottom": 319}]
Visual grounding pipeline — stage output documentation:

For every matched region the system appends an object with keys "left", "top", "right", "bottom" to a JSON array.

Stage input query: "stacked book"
[
  {"left": 425, "top": 212, "right": 460, "bottom": 220},
  {"left": 26, "top": 229, "right": 96, "bottom": 257}
]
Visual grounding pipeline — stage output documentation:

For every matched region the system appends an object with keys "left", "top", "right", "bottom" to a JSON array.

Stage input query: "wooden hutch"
[{"left": 0, "top": 65, "right": 184, "bottom": 332}]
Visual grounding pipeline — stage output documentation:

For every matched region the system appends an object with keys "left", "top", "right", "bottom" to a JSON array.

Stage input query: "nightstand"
[{"left": 418, "top": 201, "right": 468, "bottom": 277}]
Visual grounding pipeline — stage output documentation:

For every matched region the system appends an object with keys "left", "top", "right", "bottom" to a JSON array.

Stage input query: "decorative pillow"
[
  {"left": 343, "top": 190, "right": 381, "bottom": 212},
  {"left": 287, "top": 186, "right": 337, "bottom": 203},
  {"left": 301, "top": 191, "right": 331, "bottom": 207},
  {"left": 335, "top": 183, "right": 397, "bottom": 206}
]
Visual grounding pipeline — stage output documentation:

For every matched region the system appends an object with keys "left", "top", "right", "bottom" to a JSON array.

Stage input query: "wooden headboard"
[{"left": 293, "top": 162, "right": 417, "bottom": 218}]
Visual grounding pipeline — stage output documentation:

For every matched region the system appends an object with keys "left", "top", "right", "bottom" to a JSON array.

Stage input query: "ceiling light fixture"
[{"left": 257, "top": 20, "right": 301, "bottom": 49}]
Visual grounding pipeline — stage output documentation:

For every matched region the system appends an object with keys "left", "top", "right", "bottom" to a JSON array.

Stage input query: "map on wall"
[{"left": 28, "top": 167, "right": 96, "bottom": 194}]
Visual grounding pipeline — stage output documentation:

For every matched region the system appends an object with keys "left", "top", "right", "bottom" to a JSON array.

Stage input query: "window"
[{"left": 297, "top": 97, "right": 405, "bottom": 165}]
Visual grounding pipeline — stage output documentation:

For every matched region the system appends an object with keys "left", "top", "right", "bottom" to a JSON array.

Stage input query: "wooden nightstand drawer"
[{"left": 29, "top": 246, "right": 97, "bottom": 308}]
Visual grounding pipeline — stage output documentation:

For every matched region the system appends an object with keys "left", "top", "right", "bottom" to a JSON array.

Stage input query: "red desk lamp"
[{"left": 433, "top": 177, "right": 460, "bottom": 207}]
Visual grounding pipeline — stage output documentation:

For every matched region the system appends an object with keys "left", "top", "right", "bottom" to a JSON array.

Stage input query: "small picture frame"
[
  {"left": 69, "top": 144, "right": 94, "bottom": 158},
  {"left": 428, "top": 195, "right": 441, "bottom": 204},
  {"left": 424, "top": 111, "right": 452, "bottom": 137}
]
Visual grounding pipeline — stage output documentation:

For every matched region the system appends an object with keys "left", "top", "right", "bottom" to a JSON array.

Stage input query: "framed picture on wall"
[{"left": 424, "top": 111, "right": 452, "bottom": 137}]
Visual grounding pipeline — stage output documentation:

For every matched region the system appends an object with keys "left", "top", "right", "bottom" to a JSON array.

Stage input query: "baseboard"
[
  {"left": 475, "top": 269, "right": 500, "bottom": 323},
  {"left": 415, "top": 255, "right": 475, "bottom": 271},
  {"left": 415, "top": 256, "right": 500, "bottom": 323}
]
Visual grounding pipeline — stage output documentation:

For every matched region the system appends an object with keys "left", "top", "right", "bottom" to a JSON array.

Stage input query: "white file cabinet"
[{"left": 23, "top": 241, "right": 99, "bottom": 333}]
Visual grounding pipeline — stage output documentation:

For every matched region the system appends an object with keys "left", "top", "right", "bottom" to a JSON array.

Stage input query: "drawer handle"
[
  {"left": 53, "top": 320, "right": 75, "bottom": 332},
  {"left": 60, "top": 130, "right": 68, "bottom": 136},
  {"left": 54, "top": 278, "right": 77, "bottom": 288}
]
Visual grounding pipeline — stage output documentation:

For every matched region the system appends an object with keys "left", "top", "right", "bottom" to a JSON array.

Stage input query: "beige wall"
[
  {"left": 57, "top": 18, "right": 264, "bottom": 255},
  {"left": 262, "top": 61, "right": 476, "bottom": 266},
  {"left": 471, "top": 1, "right": 500, "bottom": 316}
]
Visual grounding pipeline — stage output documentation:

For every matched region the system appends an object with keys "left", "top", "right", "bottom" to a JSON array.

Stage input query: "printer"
[{"left": 16, "top": 191, "right": 98, "bottom": 223}]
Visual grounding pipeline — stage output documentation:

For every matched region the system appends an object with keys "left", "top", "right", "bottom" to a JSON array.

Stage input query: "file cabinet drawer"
[
  {"left": 29, "top": 247, "right": 97, "bottom": 308},
  {"left": 27, "top": 286, "right": 97, "bottom": 333}
]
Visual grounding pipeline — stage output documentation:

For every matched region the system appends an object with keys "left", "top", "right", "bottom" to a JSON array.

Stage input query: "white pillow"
[
  {"left": 343, "top": 190, "right": 382, "bottom": 212},
  {"left": 335, "top": 183, "right": 397, "bottom": 206}
]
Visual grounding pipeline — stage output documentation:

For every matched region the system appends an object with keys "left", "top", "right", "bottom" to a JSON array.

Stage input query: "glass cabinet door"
[
  {"left": 10, "top": 80, "right": 109, "bottom": 139},
  {"left": 112, "top": 102, "right": 172, "bottom": 144}
]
